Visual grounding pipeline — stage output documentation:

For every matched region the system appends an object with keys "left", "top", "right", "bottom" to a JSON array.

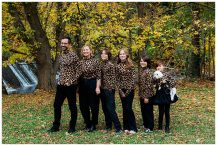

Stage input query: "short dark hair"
[
  {"left": 141, "top": 54, "right": 151, "bottom": 69},
  {"left": 157, "top": 60, "right": 165, "bottom": 66},
  {"left": 102, "top": 48, "right": 112, "bottom": 60},
  {"left": 62, "top": 36, "right": 71, "bottom": 44}
]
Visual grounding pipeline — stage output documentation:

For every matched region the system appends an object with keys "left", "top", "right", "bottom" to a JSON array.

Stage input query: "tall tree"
[{"left": 189, "top": 3, "right": 201, "bottom": 77}]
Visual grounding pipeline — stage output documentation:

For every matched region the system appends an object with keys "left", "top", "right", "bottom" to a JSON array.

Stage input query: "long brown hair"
[
  {"left": 141, "top": 54, "right": 151, "bottom": 69},
  {"left": 117, "top": 48, "right": 134, "bottom": 69}
]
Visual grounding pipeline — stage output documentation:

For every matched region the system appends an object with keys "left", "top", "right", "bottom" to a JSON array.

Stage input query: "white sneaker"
[
  {"left": 129, "top": 130, "right": 136, "bottom": 134},
  {"left": 124, "top": 130, "right": 129, "bottom": 133},
  {"left": 145, "top": 129, "right": 153, "bottom": 133}
]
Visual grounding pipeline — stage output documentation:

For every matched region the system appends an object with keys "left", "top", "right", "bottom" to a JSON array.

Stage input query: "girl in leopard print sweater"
[
  {"left": 138, "top": 55, "right": 155, "bottom": 133},
  {"left": 116, "top": 48, "right": 137, "bottom": 134},
  {"left": 100, "top": 49, "right": 122, "bottom": 133}
]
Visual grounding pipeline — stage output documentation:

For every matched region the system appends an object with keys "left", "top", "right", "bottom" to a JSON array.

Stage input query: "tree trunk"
[
  {"left": 75, "top": 3, "right": 83, "bottom": 57},
  {"left": 23, "top": 2, "right": 54, "bottom": 90},
  {"left": 211, "top": 34, "right": 215, "bottom": 77},
  {"left": 208, "top": 34, "right": 211, "bottom": 78},
  {"left": 136, "top": 2, "right": 145, "bottom": 85},
  {"left": 202, "top": 33, "right": 206, "bottom": 78},
  {"left": 189, "top": 3, "right": 201, "bottom": 77},
  {"left": 51, "top": 2, "right": 66, "bottom": 90},
  {"left": 137, "top": 2, "right": 145, "bottom": 18}
]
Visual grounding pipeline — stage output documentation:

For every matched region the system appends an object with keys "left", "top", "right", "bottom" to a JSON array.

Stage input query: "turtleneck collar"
[
  {"left": 102, "top": 59, "right": 109, "bottom": 63},
  {"left": 83, "top": 56, "right": 92, "bottom": 60},
  {"left": 141, "top": 66, "right": 148, "bottom": 70}
]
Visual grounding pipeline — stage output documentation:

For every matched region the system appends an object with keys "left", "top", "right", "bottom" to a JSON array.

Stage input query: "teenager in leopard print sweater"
[
  {"left": 100, "top": 49, "right": 122, "bottom": 134},
  {"left": 116, "top": 48, "right": 137, "bottom": 134},
  {"left": 79, "top": 45, "right": 101, "bottom": 132},
  {"left": 138, "top": 55, "right": 155, "bottom": 133}
]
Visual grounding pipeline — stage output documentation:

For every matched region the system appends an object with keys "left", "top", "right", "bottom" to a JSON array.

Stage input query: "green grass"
[{"left": 2, "top": 80, "right": 215, "bottom": 144}]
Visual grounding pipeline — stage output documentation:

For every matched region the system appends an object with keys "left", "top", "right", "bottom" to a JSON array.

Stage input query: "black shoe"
[
  {"left": 47, "top": 126, "right": 59, "bottom": 133},
  {"left": 106, "top": 127, "right": 112, "bottom": 131},
  {"left": 84, "top": 124, "right": 91, "bottom": 131},
  {"left": 158, "top": 126, "right": 163, "bottom": 130},
  {"left": 165, "top": 127, "right": 171, "bottom": 133},
  {"left": 68, "top": 128, "right": 75, "bottom": 134},
  {"left": 88, "top": 125, "right": 96, "bottom": 132}
]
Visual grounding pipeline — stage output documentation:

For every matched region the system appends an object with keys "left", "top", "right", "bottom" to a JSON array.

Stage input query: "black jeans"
[
  {"left": 140, "top": 98, "right": 154, "bottom": 130},
  {"left": 120, "top": 89, "right": 137, "bottom": 132},
  {"left": 79, "top": 78, "right": 100, "bottom": 128},
  {"left": 100, "top": 89, "right": 122, "bottom": 131},
  {"left": 53, "top": 84, "right": 77, "bottom": 130},
  {"left": 158, "top": 104, "right": 170, "bottom": 128}
]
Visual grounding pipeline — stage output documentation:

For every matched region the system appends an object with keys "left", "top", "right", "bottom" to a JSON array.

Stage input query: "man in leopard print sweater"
[{"left": 48, "top": 37, "right": 81, "bottom": 134}]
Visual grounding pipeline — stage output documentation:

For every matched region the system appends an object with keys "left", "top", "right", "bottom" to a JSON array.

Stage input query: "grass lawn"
[{"left": 2, "top": 80, "right": 215, "bottom": 144}]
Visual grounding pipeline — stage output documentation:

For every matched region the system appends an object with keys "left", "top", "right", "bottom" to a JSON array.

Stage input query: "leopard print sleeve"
[
  {"left": 125, "top": 67, "right": 136, "bottom": 96},
  {"left": 163, "top": 71, "right": 176, "bottom": 88},
  {"left": 164, "top": 72, "right": 176, "bottom": 88},
  {"left": 96, "top": 60, "right": 101, "bottom": 80},
  {"left": 75, "top": 59, "right": 82, "bottom": 80}
]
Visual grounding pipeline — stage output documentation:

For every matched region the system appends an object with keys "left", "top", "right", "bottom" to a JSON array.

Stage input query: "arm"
[
  {"left": 125, "top": 67, "right": 136, "bottom": 96},
  {"left": 74, "top": 55, "right": 82, "bottom": 80},
  {"left": 164, "top": 72, "right": 176, "bottom": 88},
  {"left": 95, "top": 60, "right": 101, "bottom": 95},
  {"left": 95, "top": 79, "right": 101, "bottom": 95},
  {"left": 115, "top": 65, "right": 126, "bottom": 98}
]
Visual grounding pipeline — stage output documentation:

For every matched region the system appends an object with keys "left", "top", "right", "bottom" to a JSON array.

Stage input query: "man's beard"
[{"left": 61, "top": 46, "right": 68, "bottom": 52}]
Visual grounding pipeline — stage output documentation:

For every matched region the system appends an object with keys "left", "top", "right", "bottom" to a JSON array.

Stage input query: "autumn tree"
[{"left": 2, "top": 2, "right": 215, "bottom": 91}]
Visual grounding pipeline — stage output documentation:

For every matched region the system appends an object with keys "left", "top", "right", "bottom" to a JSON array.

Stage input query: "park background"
[{"left": 2, "top": 2, "right": 215, "bottom": 144}]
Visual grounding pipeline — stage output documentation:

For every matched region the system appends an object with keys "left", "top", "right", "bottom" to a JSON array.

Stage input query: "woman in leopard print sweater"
[
  {"left": 100, "top": 49, "right": 122, "bottom": 133},
  {"left": 116, "top": 48, "right": 137, "bottom": 134},
  {"left": 138, "top": 55, "right": 155, "bottom": 133},
  {"left": 79, "top": 45, "right": 101, "bottom": 132}
]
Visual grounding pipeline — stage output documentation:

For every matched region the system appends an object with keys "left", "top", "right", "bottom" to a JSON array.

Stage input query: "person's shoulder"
[
  {"left": 69, "top": 51, "right": 78, "bottom": 57},
  {"left": 108, "top": 61, "right": 115, "bottom": 66}
]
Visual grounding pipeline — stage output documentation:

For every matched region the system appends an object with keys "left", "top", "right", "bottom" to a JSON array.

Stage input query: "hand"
[
  {"left": 119, "top": 90, "right": 126, "bottom": 98},
  {"left": 160, "top": 79, "right": 166, "bottom": 84},
  {"left": 144, "top": 98, "right": 149, "bottom": 104},
  {"left": 95, "top": 87, "right": 100, "bottom": 95},
  {"left": 121, "top": 93, "right": 126, "bottom": 98}
]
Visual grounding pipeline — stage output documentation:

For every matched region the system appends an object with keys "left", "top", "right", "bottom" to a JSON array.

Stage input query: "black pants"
[
  {"left": 100, "top": 89, "right": 122, "bottom": 131},
  {"left": 140, "top": 98, "right": 154, "bottom": 130},
  {"left": 120, "top": 89, "right": 137, "bottom": 132},
  {"left": 79, "top": 78, "right": 99, "bottom": 128},
  {"left": 53, "top": 84, "right": 77, "bottom": 130},
  {"left": 158, "top": 104, "right": 170, "bottom": 128}
]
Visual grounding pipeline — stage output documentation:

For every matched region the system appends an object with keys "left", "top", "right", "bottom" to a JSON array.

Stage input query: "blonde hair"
[
  {"left": 80, "top": 45, "right": 94, "bottom": 58},
  {"left": 117, "top": 48, "right": 134, "bottom": 69}
]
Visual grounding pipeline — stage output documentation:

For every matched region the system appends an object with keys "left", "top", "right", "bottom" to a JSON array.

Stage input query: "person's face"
[
  {"left": 157, "top": 64, "right": 164, "bottom": 71},
  {"left": 101, "top": 50, "right": 108, "bottom": 61},
  {"left": 140, "top": 59, "right": 147, "bottom": 68},
  {"left": 119, "top": 50, "right": 127, "bottom": 61},
  {"left": 61, "top": 39, "right": 70, "bottom": 51},
  {"left": 82, "top": 46, "right": 91, "bottom": 58}
]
